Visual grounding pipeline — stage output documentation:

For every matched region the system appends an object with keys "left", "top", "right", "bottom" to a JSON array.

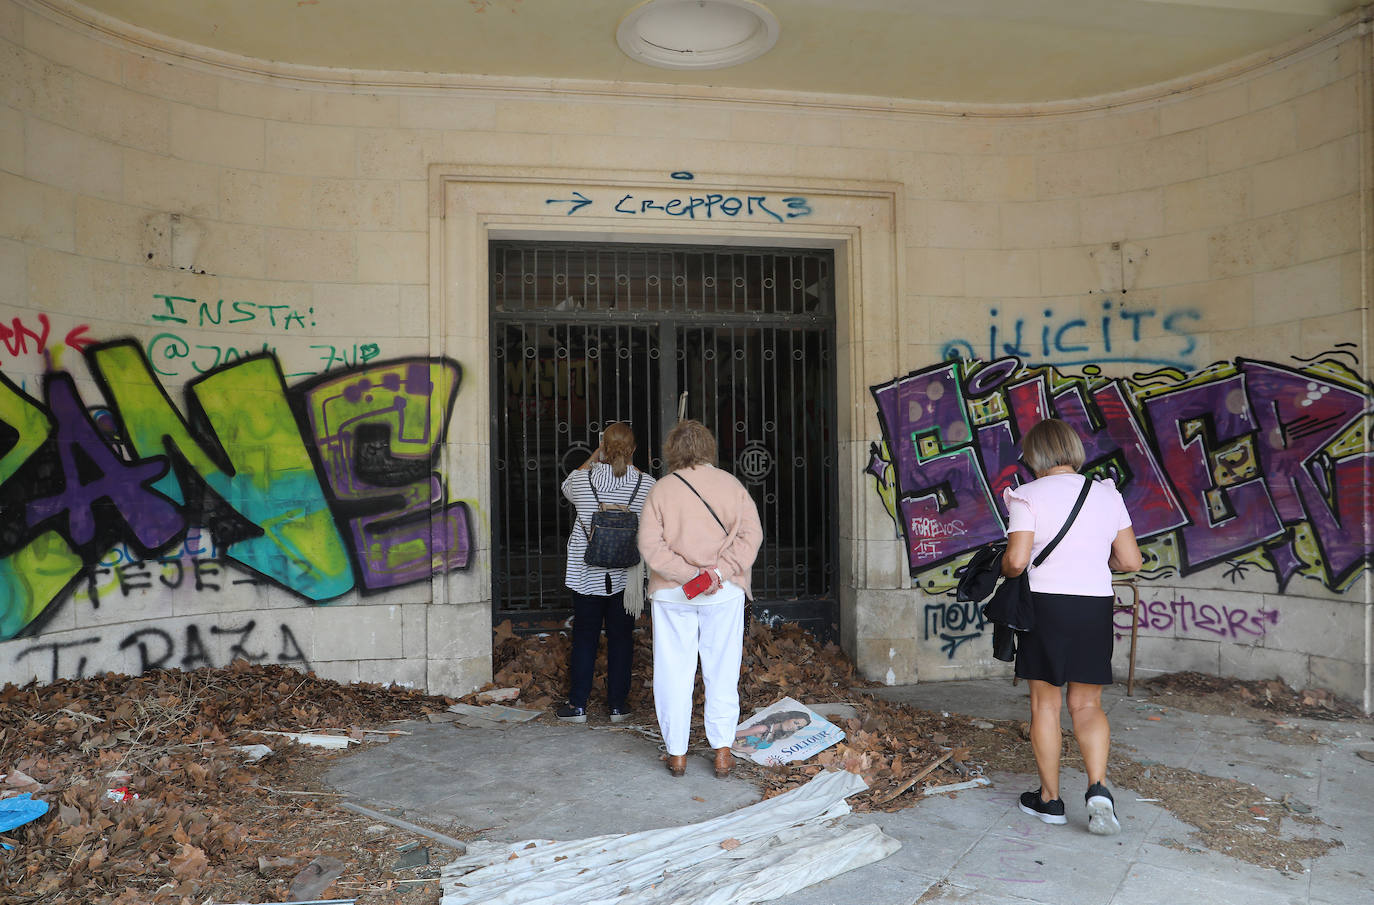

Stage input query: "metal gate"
[{"left": 490, "top": 241, "right": 838, "bottom": 638}]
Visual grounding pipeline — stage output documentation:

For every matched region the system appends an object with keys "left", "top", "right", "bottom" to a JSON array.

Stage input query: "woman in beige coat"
[{"left": 637, "top": 420, "right": 763, "bottom": 778}]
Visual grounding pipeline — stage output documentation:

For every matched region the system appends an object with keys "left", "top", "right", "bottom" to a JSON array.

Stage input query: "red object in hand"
[{"left": 682, "top": 570, "right": 713, "bottom": 599}]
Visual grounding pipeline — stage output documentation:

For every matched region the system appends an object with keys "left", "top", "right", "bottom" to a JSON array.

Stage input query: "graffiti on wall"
[
  {"left": 143, "top": 294, "right": 383, "bottom": 380},
  {"left": 940, "top": 298, "right": 1202, "bottom": 370},
  {"left": 867, "top": 349, "right": 1373, "bottom": 596},
  {"left": 12, "top": 618, "right": 312, "bottom": 683},
  {"left": 0, "top": 314, "right": 96, "bottom": 371},
  {"left": 0, "top": 340, "right": 472, "bottom": 641},
  {"left": 1114, "top": 596, "right": 1280, "bottom": 642},
  {"left": 544, "top": 174, "right": 813, "bottom": 223}
]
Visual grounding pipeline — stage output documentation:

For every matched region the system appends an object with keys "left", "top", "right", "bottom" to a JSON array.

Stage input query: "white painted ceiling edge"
[{"left": 21, "top": 0, "right": 1372, "bottom": 115}]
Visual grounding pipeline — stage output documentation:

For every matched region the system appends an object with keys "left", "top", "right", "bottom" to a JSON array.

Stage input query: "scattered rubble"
[
  {"left": 0, "top": 661, "right": 455, "bottom": 905},
  {"left": 1, "top": 624, "right": 1361, "bottom": 903},
  {"left": 490, "top": 619, "right": 1345, "bottom": 871},
  {"left": 1140, "top": 671, "right": 1371, "bottom": 721}
]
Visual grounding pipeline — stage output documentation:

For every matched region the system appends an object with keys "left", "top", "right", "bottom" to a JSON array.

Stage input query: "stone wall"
[{"left": 0, "top": 0, "right": 1368, "bottom": 707}]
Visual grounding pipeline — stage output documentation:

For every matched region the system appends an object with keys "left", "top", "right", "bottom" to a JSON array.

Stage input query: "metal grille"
[
  {"left": 491, "top": 244, "right": 830, "bottom": 317},
  {"left": 491, "top": 241, "right": 837, "bottom": 638}
]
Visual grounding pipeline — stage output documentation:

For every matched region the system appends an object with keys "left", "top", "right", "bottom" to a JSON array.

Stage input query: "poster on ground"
[{"left": 731, "top": 696, "right": 845, "bottom": 766}]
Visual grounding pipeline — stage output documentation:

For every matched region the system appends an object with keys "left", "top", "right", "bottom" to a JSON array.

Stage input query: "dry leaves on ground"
[
  {"left": 492, "top": 618, "right": 1348, "bottom": 871},
  {"left": 3, "top": 623, "right": 1361, "bottom": 903},
  {"left": 1140, "top": 671, "right": 1371, "bottom": 722},
  {"left": 0, "top": 661, "right": 456, "bottom": 905}
]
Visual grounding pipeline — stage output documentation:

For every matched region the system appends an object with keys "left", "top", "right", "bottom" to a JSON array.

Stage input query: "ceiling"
[{"left": 64, "top": 0, "right": 1362, "bottom": 104}]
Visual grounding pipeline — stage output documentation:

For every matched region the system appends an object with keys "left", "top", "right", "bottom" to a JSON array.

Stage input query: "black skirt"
[{"left": 1014, "top": 592, "right": 1115, "bottom": 686}]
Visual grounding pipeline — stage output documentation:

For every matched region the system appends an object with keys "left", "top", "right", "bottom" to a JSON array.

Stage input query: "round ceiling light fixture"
[{"left": 617, "top": 0, "right": 780, "bottom": 71}]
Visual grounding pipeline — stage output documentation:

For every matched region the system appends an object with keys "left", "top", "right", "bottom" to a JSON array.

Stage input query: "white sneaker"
[{"left": 1085, "top": 783, "right": 1120, "bottom": 835}]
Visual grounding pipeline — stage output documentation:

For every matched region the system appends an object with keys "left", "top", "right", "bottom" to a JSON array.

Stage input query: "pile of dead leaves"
[
  {"left": 489, "top": 620, "right": 573, "bottom": 711},
  {"left": 490, "top": 618, "right": 867, "bottom": 717},
  {"left": 3, "top": 625, "right": 1357, "bottom": 902},
  {"left": 1141, "top": 671, "right": 1369, "bottom": 721},
  {"left": 0, "top": 661, "right": 454, "bottom": 905},
  {"left": 488, "top": 617, "right": 971, "bottom": 811}
]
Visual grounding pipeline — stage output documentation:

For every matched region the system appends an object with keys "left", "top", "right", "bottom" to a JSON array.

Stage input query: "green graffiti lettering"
[
  {"left": 89, "top": 341, "right": 354, "bottom": 601},
  {"left": 0, "top": 374, "right": 51, "bottom": 488},
  {"left": 0, "top": 531, "right": 84, "bottom": 640}
]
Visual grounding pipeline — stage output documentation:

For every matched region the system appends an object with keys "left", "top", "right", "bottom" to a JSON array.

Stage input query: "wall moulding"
[
  {"left": 19, "top": 0, "right": 1373, "bottom": 120},
  {"left": 429, "top": 165, "right": 904, "bottom": 648}
]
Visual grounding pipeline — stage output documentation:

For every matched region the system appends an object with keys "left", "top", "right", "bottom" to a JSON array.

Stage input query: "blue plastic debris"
[{"left": 0, "top": 793, "right": 49, "bottom": 834}]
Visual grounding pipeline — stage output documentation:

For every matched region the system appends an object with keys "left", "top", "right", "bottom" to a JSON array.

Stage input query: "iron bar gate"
[{"left": 490, "top": 241, "right": 838, "bottom": 638}]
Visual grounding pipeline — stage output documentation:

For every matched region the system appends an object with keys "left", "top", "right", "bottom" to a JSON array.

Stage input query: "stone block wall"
[{"left": 0, "top": 0, "right": 1367, "bottom": 708}]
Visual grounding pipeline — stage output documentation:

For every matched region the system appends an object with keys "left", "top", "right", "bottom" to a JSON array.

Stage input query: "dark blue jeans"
[{"left": 568, "top": 590, "right": 634, "bottom": 710}]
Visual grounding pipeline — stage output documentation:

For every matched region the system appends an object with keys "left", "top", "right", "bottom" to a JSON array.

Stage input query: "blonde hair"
[
  {"left": 663, "top": 419, "right": 716, "bottom": 473},
  {"left": 1021, "top": 418, "right": 1085, "bottom": 475},
  {"left": 601, "top": 422, "right": 636, "bottom": 477}
]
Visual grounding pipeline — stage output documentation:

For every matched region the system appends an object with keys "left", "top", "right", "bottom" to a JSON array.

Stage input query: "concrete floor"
[{"left": 325, "top": 679, "right": 1374, "bottom": 904}]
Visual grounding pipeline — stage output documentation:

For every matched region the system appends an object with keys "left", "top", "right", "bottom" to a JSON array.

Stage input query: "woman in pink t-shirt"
[{"left": 1002, "top": 419, "right": 1142, "bottom": 835}]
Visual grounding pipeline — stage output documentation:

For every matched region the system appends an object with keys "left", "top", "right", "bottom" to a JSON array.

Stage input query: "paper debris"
[
  {"left": 259, "top": 730, "right": 358, "bottom": 749},
  {"left": 232, "top": 744, "right": 274, "bottom": 763},
  {"left": 732, "top": 696, "right": 845, "bottom": 766},
  {"left": 444, "top": 702, "right": 543, "bottom": 730},
  {"left": 922, "top": 777, "right": 992, "bottom": 795}
]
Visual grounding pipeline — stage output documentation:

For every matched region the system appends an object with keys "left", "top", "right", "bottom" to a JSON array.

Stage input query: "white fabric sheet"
[{"left": 439, "top": 770, "right": 899, "bottom": 905}]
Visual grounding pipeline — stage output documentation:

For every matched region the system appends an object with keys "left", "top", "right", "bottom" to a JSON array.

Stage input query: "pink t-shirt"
[{"left": 1003, "top": 474, "right": 1132, "bottom": 596}]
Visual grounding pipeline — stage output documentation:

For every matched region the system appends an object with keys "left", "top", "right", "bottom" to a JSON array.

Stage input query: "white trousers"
[{"left": 651, "top": 595, "right": 745, "bottom": 756}]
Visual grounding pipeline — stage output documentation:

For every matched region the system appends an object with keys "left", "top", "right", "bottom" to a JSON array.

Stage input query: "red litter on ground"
[{"left": 105, "top": 787, "right": 139, "bottom": 802}]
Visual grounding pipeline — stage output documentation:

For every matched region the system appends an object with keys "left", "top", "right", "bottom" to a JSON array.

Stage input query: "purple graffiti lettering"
[
  {"left": 871, "top": 364, "right": 1005, "bottom": 572},
  {"left": 1143, "top": 376, "right": 1284, "bottom": 571},
  {"left": 301, "top": 359, "right": 472, "bottom": 590},
  {"left": 1115, "top": 596, "right": 1278, "bottom": 640},
  {"left": 25, "top": 373, "right": 183, "bottom": 551},
  {"left": 869, "top": 353, "right": 1371, "bottom": 593},
  {"left": 963, "top": 356, "right": 1021, "bottom": 398},
  {"left": 1054, "top": 381, "right": 1188, "bottom": 538},
  {"left": 1241, "top": 360, "right": 1373, "bottom": 587},
  {"left": 977, "top": 374, "right": 1047, "bottom": 511}
]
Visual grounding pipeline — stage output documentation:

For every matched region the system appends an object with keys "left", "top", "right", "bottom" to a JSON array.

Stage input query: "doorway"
[{"left": 490, "top": 240, "right": 838, "bottom": 638}]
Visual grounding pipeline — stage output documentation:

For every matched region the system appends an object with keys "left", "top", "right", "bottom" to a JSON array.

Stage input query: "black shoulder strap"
[
  {"left": 673, "top": 473, "right": 728, "bottom": 535},
  {"left": 577, "top": 470, "right": 600, "bottom": 541},
  {"left": 1031, "top": 476, "right": 1093, "bottom": 568},
  {"left": 583, "top": 468, "right": 642, "bottom": 520}
]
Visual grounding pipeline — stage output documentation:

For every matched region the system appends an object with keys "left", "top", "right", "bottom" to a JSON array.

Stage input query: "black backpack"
[{"left": 580, "top": 470, "right": 644, "bottom": 569}]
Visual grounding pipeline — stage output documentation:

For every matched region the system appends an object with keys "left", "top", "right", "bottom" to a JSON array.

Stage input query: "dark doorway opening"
[{"left": 490, "top": 241, "right": 839, "bottom": 639}]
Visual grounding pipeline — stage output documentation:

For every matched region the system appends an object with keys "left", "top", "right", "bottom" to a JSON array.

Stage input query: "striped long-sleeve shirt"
[{"left": 561, "top": 463, "right": 655, "bottom": 596}]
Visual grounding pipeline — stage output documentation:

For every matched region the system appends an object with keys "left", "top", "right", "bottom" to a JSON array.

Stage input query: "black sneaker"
[
  {"left": 608, "top": 706, "right": 631, "bottom": 724},
  {"left": 555, "top": 703, "right": 586, "bottom": 723},
  {"left": 1085, "top": 783, "right": 1120, "bottom": 835},
  {"left": 1018, "top": 789, "right": 1067, "bottom": 825}
]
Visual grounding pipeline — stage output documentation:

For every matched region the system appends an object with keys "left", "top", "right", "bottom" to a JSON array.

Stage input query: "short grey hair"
[{"left": 1021, "top": 418, "right": 1085, "bottom": 475}]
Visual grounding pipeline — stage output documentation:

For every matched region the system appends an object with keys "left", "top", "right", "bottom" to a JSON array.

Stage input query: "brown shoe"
[
  {"left": 665, "top": 754, "right": 686, "bottom": 777},
  {"left": 713, "top": 747, "right": 735, "bottom": 778}
]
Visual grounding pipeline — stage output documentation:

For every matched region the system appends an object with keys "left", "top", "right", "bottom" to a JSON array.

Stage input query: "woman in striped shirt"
[{"left": 556, "top": 422, "right": 655, "bottom": 723}]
